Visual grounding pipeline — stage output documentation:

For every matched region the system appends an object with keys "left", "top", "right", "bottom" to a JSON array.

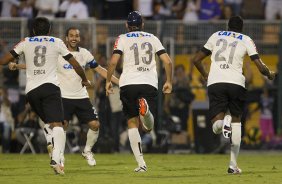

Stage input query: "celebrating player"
[
  {"left": 106, "top": 11, "right": 173, "bottom": 172},
  {"left": 192, "top": 16, "right": 275, "bottom": 174}
]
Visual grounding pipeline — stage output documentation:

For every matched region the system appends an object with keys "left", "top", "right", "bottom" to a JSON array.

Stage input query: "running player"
[
  {"left": 106, "top": 11, "right": 173, "bottom": 172},
  {"left": 192, "top": 16, "right": 275, "bottom": 174},
  {"left": 0, "top": 17, "right": 90, "bottom": 175}
]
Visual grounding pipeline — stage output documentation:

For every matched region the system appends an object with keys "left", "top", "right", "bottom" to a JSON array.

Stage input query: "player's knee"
[{"left": 89, "top": 121, "right": 100, "bottom": 131}]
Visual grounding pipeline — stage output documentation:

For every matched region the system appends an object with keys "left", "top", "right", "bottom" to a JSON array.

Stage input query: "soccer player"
[
  {"left": 106, "top": 11, "right": 173, "bottom": 172},
  {"left": 0, "top": 17, "right": 90, "bottom": 175},
  {"left": 192, "top": 16, "right": 275, "bottom": 174},
  {"left": 46, "top": 27, "right": 119, "bottom": 167}
]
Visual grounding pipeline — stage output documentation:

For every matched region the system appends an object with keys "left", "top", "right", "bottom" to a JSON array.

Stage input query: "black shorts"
[
  {"left": 26, "top": 83, "right": 64, "bottom": 123},
  {"left": 62, "top": 98, "right": 98, "bottom": 123},
  {"left": 208, "top": 83, "right": 246, "bottom": 120},
  {"left": 120, "top": 84, "right": 157, "bottom": 119}
]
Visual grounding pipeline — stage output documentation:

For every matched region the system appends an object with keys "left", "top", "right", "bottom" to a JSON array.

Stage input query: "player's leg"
[
  {"left": 42, "top": 84, "right": 65, "bottom": 175},
  {"left": 227, "top": 84, "right": 246, "bottom": 174},
  {"left": 75, "top": 98, "right": 99, "bottom": 166},
  {"left": 120, "top": 85, "right": 147, "bottom": 172},
  {"left": 139, "top": 85, "right": 157, "bottom": 132},
  {"left": 208, "top": 84, "right": 229, "bottom": 135}
]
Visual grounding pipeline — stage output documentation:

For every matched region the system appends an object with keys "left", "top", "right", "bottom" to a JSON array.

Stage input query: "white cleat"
[
  {"left": 82, "top": 151, "right": 96, "bottom": 166},
  {"left": 134, "top": 165, "right": 147, "bottom": 172},
  {"left": 222, "top": 115, "right": 232, "bottom": 138},
  {"left": 228, "top": 165, "right": 242, "bottom": 174},
  {"left": 50, "top": 160, "right": 65, "bottom": 175}
]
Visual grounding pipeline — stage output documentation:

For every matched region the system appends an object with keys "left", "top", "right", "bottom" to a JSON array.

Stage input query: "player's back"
[
  {"left": 116, "top": 31, "right": 164, "bottom": 89},
  {"left": 14, "top": 36, "right": 70, "bottom": 93},
  {"left": 205, "top": 31, "right": 257, "bottom": 88}
]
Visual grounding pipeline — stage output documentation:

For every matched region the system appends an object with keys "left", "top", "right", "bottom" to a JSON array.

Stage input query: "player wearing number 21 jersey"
[{"left": 192, "top": 16, "right": 275, "bottom": 174}]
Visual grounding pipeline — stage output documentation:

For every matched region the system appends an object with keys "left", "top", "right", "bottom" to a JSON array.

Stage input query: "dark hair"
[
  {"left": 32, "top": 17, "right": 51, "bottom": 36},
  {"left": 65, "top": 27, "right": 79, "bottom": 36},
  {"left": 228, "top": 16, "right": 243, "bottom": 33},
  {"left": 127, "top": 11, "right": 143, "bottom": 31}
]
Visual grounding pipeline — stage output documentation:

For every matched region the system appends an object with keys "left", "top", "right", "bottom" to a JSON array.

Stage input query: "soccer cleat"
[
  {"left": 82, "top": 151, "right": 96, "bottom": 166},
  {"left": 50, "top": 160, "right": 65, "bottom": 175},
  {"left": 134, "top": 165, "right": 147, "bottom": 172},
  {"left": 222, "top": 115, "right": 232, "bottom": 138},
  {"left": 139, "top": 98, "right": 148, "bottom": 116},
  {"left": 227, "top": 166, "right": 242, "bottom": 174},
  {"left": 47, "top": 143, "right": 53, "bottom": 158}
]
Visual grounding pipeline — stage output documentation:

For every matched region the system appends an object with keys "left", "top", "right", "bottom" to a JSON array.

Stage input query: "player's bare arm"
[
  {"left": 191, "top": 50, "right": 209, "bottom": 81},
  {"left": 0, "top": 52, "right": 16, "bottom": 66},
  {"left": 252, "top": 58, "right": 275, "bottom": 80},
  {"left": 106, "top": 53, "right": 120, "bottom": 96},
  {"left": 159, "top": 53, "right": 173, "bottom": 94},
  {"left": 67, "top": 56, "right": 91, "bottom": 87},
  {"left": 94, "top": 65, "right": 119, "bottom": 85}
]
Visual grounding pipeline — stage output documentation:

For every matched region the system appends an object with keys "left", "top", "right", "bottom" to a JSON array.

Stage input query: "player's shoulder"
[{"left": 78, "top": 47, "right": 93, "bottom": 55}]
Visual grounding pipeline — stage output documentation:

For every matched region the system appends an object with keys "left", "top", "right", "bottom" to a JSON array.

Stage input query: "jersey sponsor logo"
[
  {"left": 29, "top": 37, "right": 55, "bottom": 42},
  {"left": 126, "top": 32, "right": 151, "bottom": 38},
  {"left": 218, "top": 31, "right": 243, "bottom": 40}
]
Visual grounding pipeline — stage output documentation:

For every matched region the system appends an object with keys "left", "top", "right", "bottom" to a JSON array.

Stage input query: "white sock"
[
  {"left": 43, "top": 124, "right": 52, "bottom": 144},
  {"left": 60, "top": 131, "right": 66, "bottom": 164},
  {"left": 230, "top": 123, "right": 241, "bottom": 167},
  {"left": 84, "top": 129, "right": 99, "bottom": 153},
  {"left": 52, "top": 127, "right": 65, "bottom": 164},
  {"left": 140, "top": 110, "right": 154, "bottom": 131},
  {"left": 128, "top": 128, "right": 145, "bottom": 167},
  {"left": 212, "top": 120, "right": 223, "bottom": 134}
]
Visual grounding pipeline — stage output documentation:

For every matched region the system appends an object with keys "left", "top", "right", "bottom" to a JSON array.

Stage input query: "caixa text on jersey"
[{"left": 34, "top": 69, "right": 45, "bottom": 75}]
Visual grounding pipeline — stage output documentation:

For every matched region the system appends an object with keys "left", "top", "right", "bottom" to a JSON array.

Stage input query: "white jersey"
[
  {"left": 12, "top": 36, "right": 71, "bottom": 93},
  {"left": 113, "top": 31, "right": 165, "bottom": 89},
  {"left": 57, "top": 47, "right": 97, "bottom": 99},
  {"left": 204, "top": 31, "right": 258, "bottom": 88}
]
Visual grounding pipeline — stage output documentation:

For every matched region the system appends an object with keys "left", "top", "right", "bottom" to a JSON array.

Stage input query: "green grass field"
[{"left": 0, "top": 152, "right": 281, "bottom": 184}]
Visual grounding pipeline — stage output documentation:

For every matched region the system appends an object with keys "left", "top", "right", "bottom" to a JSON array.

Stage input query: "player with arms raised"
[
  {"left": 106, "top": 11, "right": 173, "bottom": 172},
  {"left": 192, "top": 16, "right": 275, "bottom": 174},
  {"left": 0, "top": 17, "right": 90, "bottom": 175}
]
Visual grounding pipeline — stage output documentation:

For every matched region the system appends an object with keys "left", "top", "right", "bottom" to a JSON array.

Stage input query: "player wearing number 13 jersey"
[
  {"left": 0, "top": 17, "right": 90, "bottom": 175},
  {"left": 106, "top": 11, "right": 173, "bottom": 172},
  {"left": 192, "top": 16, "right": 275, "bottom": 174}
]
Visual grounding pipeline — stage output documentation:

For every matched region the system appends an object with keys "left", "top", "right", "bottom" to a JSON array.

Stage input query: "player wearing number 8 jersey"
[
  {"left": 106, "top": 11, "right": 173, "bottom": 172},
  {"left": 192, "top": 16, "right": 275, "bottom": 174},
  {"left": 0, "top": 17, "right": 90, "bottom": 175}
]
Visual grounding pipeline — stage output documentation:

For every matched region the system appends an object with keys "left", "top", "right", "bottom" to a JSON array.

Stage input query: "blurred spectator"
[
  {"left": 224, "top": 0, "right": 242, "bottom": 16},
  {"left": 153, "top": 0, "right": 182, "bottom": 20},
  {"left": 220, "top": 4, "right": 232, "bottom": 19},
  {"left": 265, "top": 0, "right": 282, "bottom": 20},
  {"left": 104, "top": 0, "right": 132, "bottom": 20},
  {"left": 0, "top": 87, "right": 14, "bottom": 153},
  {"left": 35, "top": 0, "right": 59, "bottom": 18},
  {"left": 0, "top": 0, "right": 21, "bottom": 17},
  {"left": 241, "top": 0, "right": 264, "bottom": 19},
  {"left": 198, "top": 0, "right": 221, "bottom": 20},
  {"left": 167, "top": 65, "right": 194, "bottom": 131},
  {"left": 133, "top": 0, "right": 154, "bottom": 19},
  {"left": 60, "top": 0, "right": 89, "bottom": 19},
  {"left": 18, "top": 0, "right": 34, "bottom": 18},
  {"left": 182, "top": 0, "right": 199, "bottom": 22},
  {"left": 15, "top": 103, "right": 45, "bottom": 153}
]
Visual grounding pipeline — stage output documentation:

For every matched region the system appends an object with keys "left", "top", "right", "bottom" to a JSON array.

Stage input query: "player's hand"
[
  {"left": 8, "top": 62, "right": 17, "bottom": 70},
  {"left": 268, "top": 71, "right": 276, "bottom": 80},
  {"left": 162, "top": 82, "right": 172, "bottom": 94},
  {"left": 105, "top": 81, "right": 113, "bottom": 96},
  {"left": 81, "top": 80, "right": 91, "bottom": 87}
]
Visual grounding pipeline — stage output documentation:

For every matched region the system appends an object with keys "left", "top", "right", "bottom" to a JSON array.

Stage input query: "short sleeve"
[
  {"left": 57, "top": 38, "right": 71, "bottom": 57},
  {"left": 153, "top": 35, "right": 165, "bottom": 53},
  {"left": 113, "top": 35, "right": 124, "bottom": 54},
  {"left": 203, "top": 34, "right": 215, "bottom": 52},
  {"left": 246, "top": 38, "right": 258, "bottom": 57},
  {"left": 84, "top": 49, "right": 94, "bottom": 63},
  {"left": 12, "top": 39, "right": 26, "bottom": 57}
]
